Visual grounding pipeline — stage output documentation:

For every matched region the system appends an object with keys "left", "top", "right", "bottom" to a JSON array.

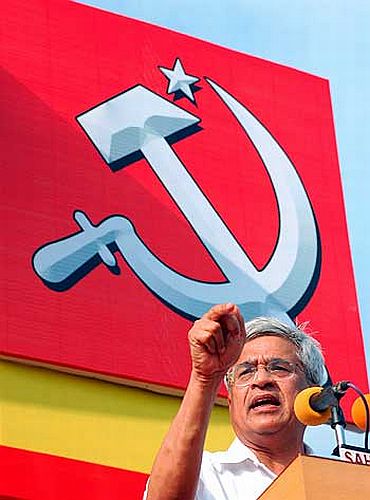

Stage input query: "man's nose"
[{"left": 250, "top": 365, "right": 274, "bottom": 386}]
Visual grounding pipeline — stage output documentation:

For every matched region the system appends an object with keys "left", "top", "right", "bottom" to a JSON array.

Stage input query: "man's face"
[{"left": 228, "top": 335, "right": 309, "bottom": 444}]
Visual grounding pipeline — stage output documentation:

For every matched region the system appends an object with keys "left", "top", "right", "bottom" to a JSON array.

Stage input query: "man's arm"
[{"left": 146, "top": 303, "right": 245, "bottom": 500}]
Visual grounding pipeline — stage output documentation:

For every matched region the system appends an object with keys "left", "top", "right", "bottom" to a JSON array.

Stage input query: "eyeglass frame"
[{"left": 226, "top": 358, "right": 305, "bottom": 388}]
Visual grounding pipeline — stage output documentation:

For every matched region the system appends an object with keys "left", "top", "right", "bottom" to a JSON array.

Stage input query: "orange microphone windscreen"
[
  {"left": 294, "top": 386, "right": 331, "bottom": 426},
  {"left": 351, "top": 394, "right": 370, "bottom": 431}
]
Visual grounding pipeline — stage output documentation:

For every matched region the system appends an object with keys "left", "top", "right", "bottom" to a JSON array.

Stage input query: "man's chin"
[{"left": 246, "top": 413, "right": 287, "bottom": 435}]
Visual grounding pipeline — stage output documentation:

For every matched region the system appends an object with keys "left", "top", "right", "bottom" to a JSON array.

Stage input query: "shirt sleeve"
[
  {"left": 195, "top": 451, "right": 218, "bottom": 500},
  {"left": 143, "top": 452, "right": 216, "bottom": 500}
]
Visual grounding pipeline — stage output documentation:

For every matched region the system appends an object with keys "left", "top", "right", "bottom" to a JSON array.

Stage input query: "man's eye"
[
  {"left": 239, "top": 366, "right": 255, "bottom": 376},
  {"left": 270, "top": 365, "right": 292, "bottom": 373},
  {"left": 270, "top": 363, "right": 290, "bottom": 372}
]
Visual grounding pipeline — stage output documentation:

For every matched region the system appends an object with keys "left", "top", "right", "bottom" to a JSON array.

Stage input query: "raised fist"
[{"left": 188, "top": 303, "right": 246, "bottom": 384}]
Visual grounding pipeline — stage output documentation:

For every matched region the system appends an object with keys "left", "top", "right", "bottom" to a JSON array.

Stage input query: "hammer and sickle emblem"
[{"left": 32, "top": 78, "right": 320, "bottom": 324}]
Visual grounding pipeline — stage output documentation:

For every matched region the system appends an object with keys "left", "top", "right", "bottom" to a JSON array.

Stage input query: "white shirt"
[
  {"left": 195, "top": 437, "right": 277, "bottom": 500},
  {"left": 144, "top": 438, "right": 312, "bottom": 499}
]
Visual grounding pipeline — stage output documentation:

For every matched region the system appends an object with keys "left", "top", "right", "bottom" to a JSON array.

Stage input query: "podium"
[{"left": 259, "top": 455, "right": 370, "bottom": 499}]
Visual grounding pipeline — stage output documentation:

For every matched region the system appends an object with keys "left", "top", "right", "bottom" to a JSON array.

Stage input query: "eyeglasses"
[{"left": 227, "top": 358, "right": 303, "bottom": 388}]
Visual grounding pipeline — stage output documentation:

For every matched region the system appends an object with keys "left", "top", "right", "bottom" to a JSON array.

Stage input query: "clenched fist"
[{"left": 188, "top": 303, "right": 246, "bottom": 384}]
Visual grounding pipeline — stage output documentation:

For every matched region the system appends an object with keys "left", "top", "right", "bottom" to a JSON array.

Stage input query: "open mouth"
[{"left": 250, "top": 395, "right": 281, "bottom": 410}]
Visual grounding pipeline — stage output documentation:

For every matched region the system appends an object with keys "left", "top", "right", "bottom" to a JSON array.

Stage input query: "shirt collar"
[
  {"left": 216, "top": 437, "right": 261, "bottom": 465},
  {"left": 216, "top": 437, "right": 314, "bottom": 465}
]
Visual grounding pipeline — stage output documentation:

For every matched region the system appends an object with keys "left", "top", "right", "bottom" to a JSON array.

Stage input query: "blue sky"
[{"left": 77, "top": 0, "right": 369, "bottom": 453}]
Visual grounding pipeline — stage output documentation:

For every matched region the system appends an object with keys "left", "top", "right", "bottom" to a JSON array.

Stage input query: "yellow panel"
[{"left": 1, "top": 360, "right": 234, "bottom": 473}]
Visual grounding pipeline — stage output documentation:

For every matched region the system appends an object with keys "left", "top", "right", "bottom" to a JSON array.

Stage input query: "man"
[{"left": 145, "top": 303, "right": 326, "bottom": 499}]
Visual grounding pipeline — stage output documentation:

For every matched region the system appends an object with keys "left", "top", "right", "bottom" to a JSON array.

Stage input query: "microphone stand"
[
  {"left": 330, "top": 403, "right": 347, "bottom": 456},
  {"left": 327, "top": 380, "right": 370, "bottom": 462},
  {"left": 311, "top": 373, "right": 370, "bottom": 457},
  {"left": 316, "top": 381, "right": 349, "bottom": 456},
  {"left": 309, "top": 374, "right": 370, "bottom": 461}
]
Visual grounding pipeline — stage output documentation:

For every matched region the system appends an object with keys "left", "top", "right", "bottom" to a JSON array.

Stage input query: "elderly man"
[{"left": 145, "top": 303, "right": 325, "bottom": 499}]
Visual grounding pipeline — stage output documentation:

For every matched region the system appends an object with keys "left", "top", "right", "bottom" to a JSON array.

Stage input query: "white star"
[{"left": 159, "top": 58, "right": 200, "bottom": 102}]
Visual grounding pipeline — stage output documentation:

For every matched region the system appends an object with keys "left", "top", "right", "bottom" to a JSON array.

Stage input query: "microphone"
[
  {"left": 294, "top": 382, "right": 349, "bottom": 426},
  {"left": 351, "top": 393, "right": 370, "bottom": 431}
]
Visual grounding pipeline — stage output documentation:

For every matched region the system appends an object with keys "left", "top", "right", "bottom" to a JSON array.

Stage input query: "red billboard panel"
[
  {"left": 1, "top": 446, "right": 148, "bottom": 500},
  {"left": 1, "top": 0, "right": 368, "bottom": 406}
]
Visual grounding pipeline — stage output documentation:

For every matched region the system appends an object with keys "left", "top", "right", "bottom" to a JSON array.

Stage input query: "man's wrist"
[{"left": 189, "top": 370, "right": 224, "bottom": 393}]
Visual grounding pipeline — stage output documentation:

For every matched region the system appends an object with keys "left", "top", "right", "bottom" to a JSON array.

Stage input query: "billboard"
[{"left": 1, "top": 0, "right": 367, "bottom": 408}]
